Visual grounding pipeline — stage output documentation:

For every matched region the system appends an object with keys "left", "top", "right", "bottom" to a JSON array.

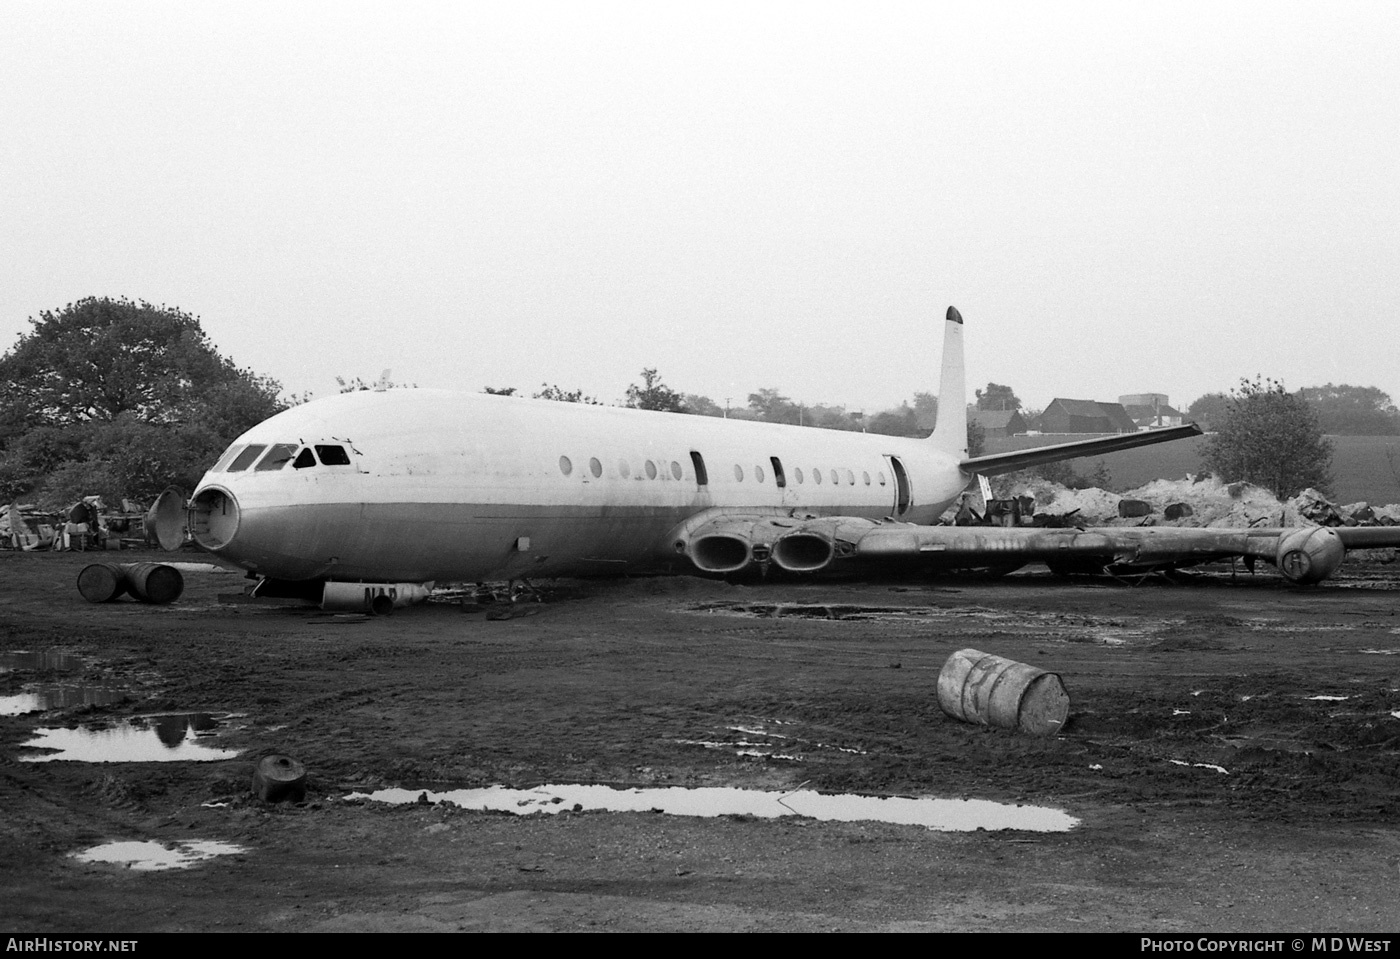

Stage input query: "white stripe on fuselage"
[{"left": 190, "top": 390, "right": 970, "bottom": 581}]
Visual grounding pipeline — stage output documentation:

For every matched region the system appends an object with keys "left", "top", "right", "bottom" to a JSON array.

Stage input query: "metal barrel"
[
  {"left": 77, "top": 563, "right": 129, "bottom": 603},
  {"left": 937, "top": 648, "right": 1070, "bottom": 736},
  {"left": 252, "top": 753, "right": 307, "bottom": 803},
  {"left": 123, "top": 562, "right": 184, "bottom": 605}
]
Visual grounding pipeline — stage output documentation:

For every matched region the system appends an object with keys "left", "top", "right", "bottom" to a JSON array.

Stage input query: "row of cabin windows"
[
  {"left": 557, "top": 453, "right": 886, "bottom": 489},
  {"left": 212, "top": 442, "right": 353, "bottom": 473},
  {"left": 558, "top": 456, "right": 684, "bottom": 480}
]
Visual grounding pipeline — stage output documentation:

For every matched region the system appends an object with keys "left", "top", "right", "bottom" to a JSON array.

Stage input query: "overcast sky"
[{"left": 2, "top": 1, "right": 1396, "bottom": 415}]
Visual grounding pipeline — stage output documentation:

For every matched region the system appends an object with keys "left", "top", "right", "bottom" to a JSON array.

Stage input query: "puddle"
[
  {"left": 71, "top": 839, "right": 246, "bottom": 871},
  {"left": 0, "top": 650, "right": 80, "bottom": 673},
  {"left": 690, "top": 602, "right": 955, "bottom": 622},
  {"left": 675, "top": 740, "right": 804, "bottom": 761},
  {"left": 1360, "top": 649, "right": 1400, "bottom": 655},
  {"left": 1307, "top": 695, "right": 1351, "bottom": 702},
  {"left": 677, "top": 721, "right": 868, "bottom": 761},
  {"left": 20, "top": 713, "right": 240, "bottom": 762},
  {"left": 0, "top": 685, "right": 130, "bottom": 716},
  {"left": 1217, "top": 734, "right": 1316, "bottom": 755},
  {"left": 1170, "top": 760, "right": 1228, "bottom": 774},
  {"left": 347, "top": 784, "right": 1079, "bottom": 832},
  {"left": 688, "top": 602, "right": 1172, "bottom": 647}
]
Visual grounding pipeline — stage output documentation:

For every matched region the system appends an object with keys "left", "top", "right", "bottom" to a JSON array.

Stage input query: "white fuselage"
[{"left": 186, "top": 389, "right": 970, "bottom": 582}]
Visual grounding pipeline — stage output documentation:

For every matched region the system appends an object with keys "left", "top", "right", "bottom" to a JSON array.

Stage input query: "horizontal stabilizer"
[{"left": 959, "top": 423, "right": 1203, "bottom": 477}]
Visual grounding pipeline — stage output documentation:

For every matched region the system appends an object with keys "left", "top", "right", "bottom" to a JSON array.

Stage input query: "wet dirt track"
[{"left": 3, "top": 550, "right": 1400, "bottom": 932}]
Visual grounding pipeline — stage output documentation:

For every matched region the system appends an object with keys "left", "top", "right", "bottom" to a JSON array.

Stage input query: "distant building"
[
  {"left": 1035, "top": 398, "right": 1138, "bottom": 434},
  {"left": 968, "top": 408, "right": 1030, "bottom": 437},
  {"left": 1119, "top": 392, "right": 1168, "bottom": 408},
  {"left": 1118, "top": 393, "right": 1184, "bottom": 429}
]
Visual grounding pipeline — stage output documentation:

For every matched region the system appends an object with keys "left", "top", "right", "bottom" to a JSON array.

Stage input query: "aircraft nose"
[{"left": 189, "top": 486, "right": 241, "bottom": 551}]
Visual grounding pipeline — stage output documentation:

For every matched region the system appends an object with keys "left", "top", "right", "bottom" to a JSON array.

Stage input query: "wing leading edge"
[{"left": 958, "top": 423, "right": 1204, "bottom": 477}]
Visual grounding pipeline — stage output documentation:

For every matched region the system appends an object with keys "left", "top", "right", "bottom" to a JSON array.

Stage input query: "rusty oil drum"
[
  {"left": 937, "top": 648, "right": 1070, "bottom": 736},
  {"left": 123, "top": 562, "right": 185, "bottom": 605},
  {"left": 77, "top": 563, "right": 129, "bottom": 603}
]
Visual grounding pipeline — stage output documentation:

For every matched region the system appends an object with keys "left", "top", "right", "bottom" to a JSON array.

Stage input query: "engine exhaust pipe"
[{"left": 772, "top": 533, "right": 835, "bottom": 573}]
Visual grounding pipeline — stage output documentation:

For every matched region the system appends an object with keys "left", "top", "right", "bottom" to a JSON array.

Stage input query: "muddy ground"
[{"left": 3, "top": 549, "right": 1400, "bottom": 932}]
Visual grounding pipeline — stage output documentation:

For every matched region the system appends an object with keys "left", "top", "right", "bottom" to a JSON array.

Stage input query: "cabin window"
[
  {"left": 316, "top": 445, "right": 352, "bottom": 466},
  {"left": 618, "top": 459, "right": 631, "bottom": 478},
  {"left": 255, "top": 444, "right": 300, "bottom": 471},
  {"left": 770, "top": 457, "right": 786, "bottom": 488},
  {"left": 733, "top": 464, "right": 744, "bottom": 482},
  {"left": 754, "top": 464, "right": 765, "bottom": 483},
  {"left": 589, "top": 457, "right": 602, "bottom": 478},
  {"left": 793, "top": 467, "right": 803, "bottom": 484},
  {"left": 227, "top": 444, "right": 266, "bottom": 472},
  {"left": 843, "top": 468, "right": 855, "bottom": 485},
  {"left": 559, "top": 455, "right": 573, "bottom": 476},
  {"left": 293, "top": 448, "right": 317, "bottom": 469},
  {"left": 829, "top": 469, "right": 839, "bottom": 485},
  {"left": 212, "top": 444, "right": 245, "bottom": 472},
  {"left": 812, "top": 468, "right": 822, "bottom": 485},
  {"left": 690, "top": 451, "right": 708, "bottom": 486},
  {"left": 862, "top": 470, "right": 871, "bottom": 485},
  {"left": 645, "top": 460, "right": 658, "bottom": 480},
  {"left": 878, "top": 471, "right": 887, "bottom": 486},
  {"left": 670, "top": 460, "right": 682, "bottom": 480}
]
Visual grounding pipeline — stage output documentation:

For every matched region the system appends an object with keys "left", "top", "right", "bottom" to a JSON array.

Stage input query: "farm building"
[
  {"left": 1119, "top": 393, "right": 1184, "bottom": 429},
  {"left": 1034, "top": 398, "right": 1138, "bottom": 434},
  {"left": 968, "top": 408, "right": 1030, "bottom": 437}
]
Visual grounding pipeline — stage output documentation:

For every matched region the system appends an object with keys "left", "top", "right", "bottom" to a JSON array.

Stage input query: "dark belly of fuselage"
[{"left": 210, "top": 500, "right": 912, "bottom": 582}]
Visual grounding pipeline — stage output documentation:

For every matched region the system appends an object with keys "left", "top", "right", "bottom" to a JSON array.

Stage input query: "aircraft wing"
[
  {"left": 673, "top": 509, "right": 1400, "bottom": 585},
  {"left": 959, "top": 424, "right": 1203, "bottom": 477},
  {"left": 853, "top": 522, "right": 1272, "bottom": 569},
  {"left": 851, "top": 520, "right": 1400, "bottom": 584}
]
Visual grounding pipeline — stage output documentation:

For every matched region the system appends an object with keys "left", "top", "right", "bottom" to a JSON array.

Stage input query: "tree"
[
  {"left": 805, "top": 404, "right": 860, "bottom": 431},
  {"left": 625, "top": 368, "right": 687, "bottom": 413},
  {"left": 482, "top": 386, "right": 517, "bottom": 396},
  {"left": 1295, "top": 384, "right": 1400, "bottom": 435},
  {"left": 683, "top": 393, "right": 725, "bottom": 417},
  {"left": 533, "top": 384, "right": 601, "bottom": 404},
  {"left": 867, "top": 403, "right": 919, "bottom": 437},
  {"left": 0, "top": 297, "right": 284, "bottom": 504},
  {"left": 975, "top": 383, "right": 1021, "bottom": 412},
  {"left": 966, "top": 419, "right": 986, "bottom": 458},
  {"left": 1186, "top": 392, "right": 1231, "bottom": 431},
  {"left": 747, "top": 388, "right": 800, "bottom": 425},
  {"left": 335, "top": 370, "right": 415, "bottom": 392},
  {"left": 1200, "top": 376, "right": 1333, "bottom": 499},
  {"left": 912, "top": 392, "right": 938, "bottom": 431}
]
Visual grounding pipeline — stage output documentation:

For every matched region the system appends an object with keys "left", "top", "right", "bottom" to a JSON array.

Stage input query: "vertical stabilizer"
[{"left": 929, "top": 305, "right": 968, "bottom": 457}]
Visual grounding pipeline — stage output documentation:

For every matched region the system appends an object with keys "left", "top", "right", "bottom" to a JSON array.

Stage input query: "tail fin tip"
[{"left": 946, "top": 305, "right": 963, "bottom": 325}]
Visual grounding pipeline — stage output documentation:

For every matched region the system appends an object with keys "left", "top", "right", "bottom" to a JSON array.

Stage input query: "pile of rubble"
[{"left": 989, "top": 474, "right": 1400, "bottom": 530}]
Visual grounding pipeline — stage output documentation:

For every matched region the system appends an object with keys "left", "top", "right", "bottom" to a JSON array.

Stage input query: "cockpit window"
[
  {"left": 255, "top": 443, "right": 300, "bottom": 471},
  {"left": 293, "top": 448, "right": 317, "bottom": 469},
  {"left": 227, "top": 444, "right": 266, "bottom": 472},
  {"left": 315, "top": 444, "right": 352, "bottom": 466},
  {"left": 212, "top": 444, "right": 245, "bottom": 472}
]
